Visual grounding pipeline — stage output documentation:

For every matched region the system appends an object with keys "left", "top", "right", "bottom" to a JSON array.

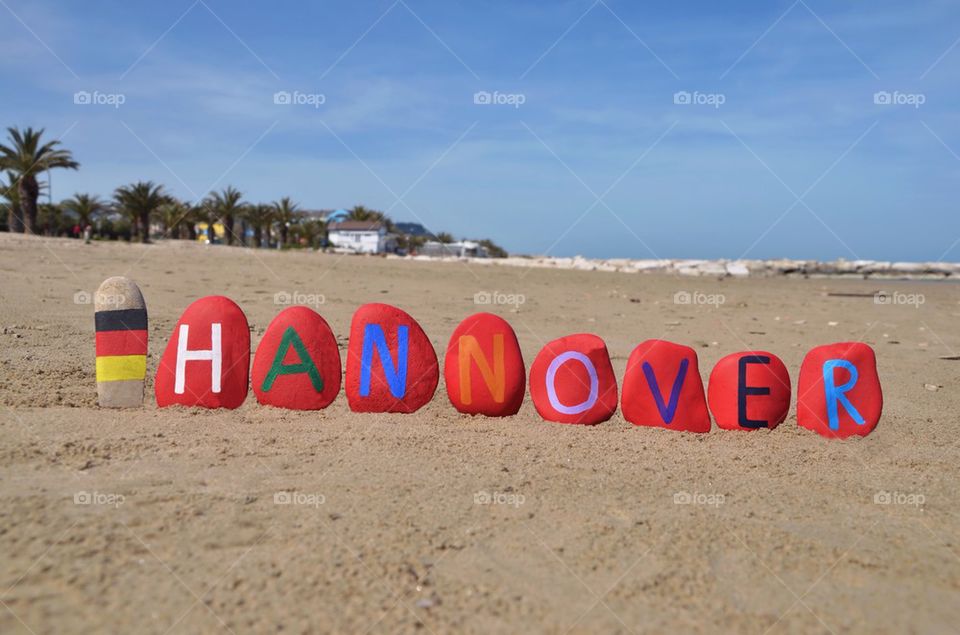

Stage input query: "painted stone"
[
  {"left": 621, "top": 340, "right": 711, "bottom": 433},
  {"left": 155, "top": 296, "right": 250, "bottom": 409},
  {"left": 345, "top": 303, "right": 438, "bottom": 413},
  {"left": 707, "top": 351, "right": 791, "bottom": 430},
  {"left": 251, "top": 306, "right": 341, "bottom": 410},
  {"left": 94, "top": 276, "right": 147, "bottom": 408},
  {"left": 797, "top": 342, "right": 882, "bottom": 439},
  {"left": 444, "top": 312, "right": 525, "bottom": 416},
  {"left": 529, "top": 333, "right": 618, "bottom": 425}
]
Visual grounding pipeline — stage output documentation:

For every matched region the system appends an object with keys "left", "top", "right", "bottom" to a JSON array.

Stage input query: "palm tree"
[
  {"left": 205, "top": 186, "right": 245, "bottom": 246},
  {"left": 38, "top": 202, "right": 65, "bottom": 236},
  {"left": 1, "top": 171, "right": 23, "bottom": 233},
  {"left": 0, "top": 127, "right": 79, "bottom": 234},
  {"left": 272, "top": 197, "right": 299, "bottom": 247},
  {"left": 61, "top": 193, "right": 106, "bottom": 230},
  {"left": 243, "top": 203, "right": 274, "bottom": 247},
  {"left": 296, "top": 218, "right": 326, "bottom": 249},
  {"left": 347, "top": 204, "right": 380, "bottom": 222},
  {"left": 156, "top": 198, "right": 191, "bottom": 239},
  {"left": 435, "top": 231, "right": 455, "bottom": 244},
  {"left": 113, "top": 181, "right": 169, "bottom": 243}
]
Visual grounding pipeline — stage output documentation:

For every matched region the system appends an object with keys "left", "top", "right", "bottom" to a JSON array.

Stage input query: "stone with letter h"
[{"left": 155, "top": 296, "right": 250, "bottom": 409}]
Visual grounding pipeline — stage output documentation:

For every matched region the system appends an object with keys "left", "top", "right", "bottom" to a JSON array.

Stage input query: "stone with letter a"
[
  {"left": 155, "top": 296, "right": 250, "bottom": 409},
  {"left": 252, "top": 306, "right": 341, "bottom": 410},
  {"left": 95, "top": 276, "right": 147, "bottom": 408}
]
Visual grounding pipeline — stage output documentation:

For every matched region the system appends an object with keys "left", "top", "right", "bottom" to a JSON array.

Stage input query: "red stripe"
[{"left": 96, "top": 330, "right": 147, "bottom": 356}]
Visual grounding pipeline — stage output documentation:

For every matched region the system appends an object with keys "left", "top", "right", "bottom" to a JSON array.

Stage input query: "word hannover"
[{"left": 93, "top": 279, "right": 882, "bottom": 439}]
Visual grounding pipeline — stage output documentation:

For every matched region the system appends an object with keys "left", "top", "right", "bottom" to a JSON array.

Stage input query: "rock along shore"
[{"left": 395, "top": 254, "right": 960, "bottom": 280}]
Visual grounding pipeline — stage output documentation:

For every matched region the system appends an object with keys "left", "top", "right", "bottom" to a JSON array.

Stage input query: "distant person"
[{"left": 83, "top": 224, "right": 92, "bottom": 244}]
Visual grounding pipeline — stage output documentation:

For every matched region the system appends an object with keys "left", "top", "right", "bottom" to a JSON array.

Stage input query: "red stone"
[
  {"left": 707, "top": 351, "right": 791, "bottom": 430},
  {"left": 155, "top": 296, "right": 250, "bottom": 409},
  {"left": 797, "top": 342, "right": 882, "bottom": 439},
  {"left": 528, "top": 333, "right": 617, "bottom": 425},
  {"left": 621, "top": 340, "right": 711, "bottom": 433},
  {"left": 345, "top": 303, "right": 438, "bottom": 413},
  {"left": 251, "top": 306, "right": 342, "bottom": 410},
  {"left": 444, "top": 313, "right": 525, "bottom": 416}
]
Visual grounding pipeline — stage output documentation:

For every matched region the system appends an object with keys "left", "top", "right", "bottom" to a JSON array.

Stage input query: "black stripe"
[{"left": 95, "top": 308, "right": 147, "bottom": 332}]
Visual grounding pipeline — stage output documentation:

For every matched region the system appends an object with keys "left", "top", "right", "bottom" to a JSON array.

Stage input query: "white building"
[
  {"left": 327, "top": 221, "right": 392, "bottom": 254},
  {"left": 419, "top": 240, "right": 489, "bottom": 258}
]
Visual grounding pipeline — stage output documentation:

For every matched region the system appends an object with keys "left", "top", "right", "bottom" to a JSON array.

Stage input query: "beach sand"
[{"left": 1, "top": 232, "right": 958, "bottom": 634}]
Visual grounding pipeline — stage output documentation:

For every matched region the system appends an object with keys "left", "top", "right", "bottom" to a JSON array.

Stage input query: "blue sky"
[{"left": 2, "top": 0, "right": 958, "bottom": 260}]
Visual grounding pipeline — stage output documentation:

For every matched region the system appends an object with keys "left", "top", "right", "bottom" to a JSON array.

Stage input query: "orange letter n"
[{"left": 458, "top": 334, "right": 505, "bottom": 404}]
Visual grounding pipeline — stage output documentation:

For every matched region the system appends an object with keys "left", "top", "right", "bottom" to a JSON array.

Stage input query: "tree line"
[{"left": 0, "top": 126, "right": 507, "bottom": 255}]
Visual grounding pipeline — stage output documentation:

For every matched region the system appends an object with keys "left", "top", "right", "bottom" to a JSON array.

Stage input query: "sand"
[{"left": 1, "top": 232, "right": 958, "bottom": 634}]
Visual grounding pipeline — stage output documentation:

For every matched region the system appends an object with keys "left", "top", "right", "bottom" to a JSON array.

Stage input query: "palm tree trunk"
[
  {"left": 18, "top": 177, "right": 38, "bottom": 234},
  {"left": 139, "top": 210, "right": 151, "bottom": 243},
  {"left": 253, "top": 225, "right": 262, "bottom": 248},
  {"left": 223, "top": 215, "right": 235, "bottom": 245},
  {"left": 264, "top": 223, "right": 272, "bottom": 248},
  {"left": 280, "top": 226, "right": 288, "bottom": 247},
  {"left": 7, "top": 204, "right": 23, "bottom": 233}
]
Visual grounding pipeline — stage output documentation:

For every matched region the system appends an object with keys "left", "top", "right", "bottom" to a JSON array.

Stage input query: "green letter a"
[{"left": 261, "top": 326, "right": 324, "bottom": 392}]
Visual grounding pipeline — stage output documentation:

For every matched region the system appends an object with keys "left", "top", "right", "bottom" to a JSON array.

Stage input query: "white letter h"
[{"left": 174, "top": 323, "right": 222, "bottom": 394}]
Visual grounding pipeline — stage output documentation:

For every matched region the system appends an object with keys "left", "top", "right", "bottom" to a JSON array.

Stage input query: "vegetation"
[
  {"left": 0, "top": 125, "right": 509, "bottom": 256},
  {"left": 0, "top": 127, "right": 78, "bottom": 233},
  {"left": 61, "top": 193, "right": 107, "bottom": 229},
  {"left": 113, "top": 181, "right": 170, "bottom": 243},
  {"left": 205, "top": 186, "right": 244, "bottom": 246},
  {"left": 272, "top": 197, "right": 300, "bottom": 248}
]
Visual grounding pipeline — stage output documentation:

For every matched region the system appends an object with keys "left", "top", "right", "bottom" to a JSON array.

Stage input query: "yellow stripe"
[{"left": 96, "top": 355, "right": 146, "bottom": 382}]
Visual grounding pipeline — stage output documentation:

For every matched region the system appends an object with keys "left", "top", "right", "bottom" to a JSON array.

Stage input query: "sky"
[{"left": 1, "top": 0, "right": 958, "bottom": 261}]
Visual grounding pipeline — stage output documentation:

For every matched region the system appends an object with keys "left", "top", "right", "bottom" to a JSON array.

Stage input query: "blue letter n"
[{"left": 359, "top": 324, "right": 409, "bottom": 398}]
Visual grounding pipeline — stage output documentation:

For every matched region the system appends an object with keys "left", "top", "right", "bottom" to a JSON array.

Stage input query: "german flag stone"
[{"left": 94, "top": 276, "right": 147, "bottom": 408}]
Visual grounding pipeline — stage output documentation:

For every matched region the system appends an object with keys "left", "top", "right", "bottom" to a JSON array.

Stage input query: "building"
[
  {"left": 326, "top": 209, "right": 351, "bottom": 224},
  {"left": 327, "top": 221, "right": 394, "bottom": 254},
  {"left": 419, "top": 240, "right": 489, "bottom": 258}
]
